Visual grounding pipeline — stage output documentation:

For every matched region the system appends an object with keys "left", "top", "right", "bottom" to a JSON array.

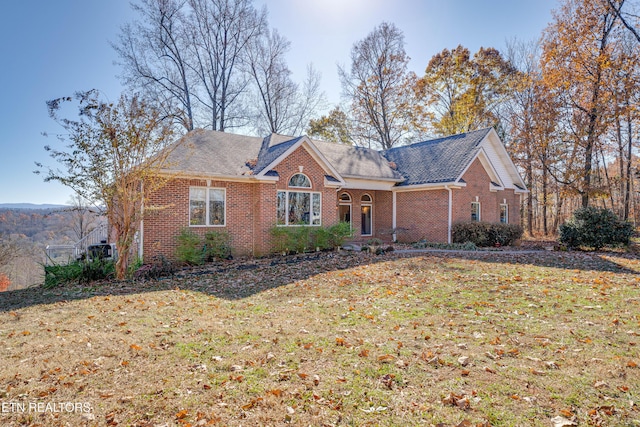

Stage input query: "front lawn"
[{"left": 1, "top": 250, "right": 639, "bottom": 426}]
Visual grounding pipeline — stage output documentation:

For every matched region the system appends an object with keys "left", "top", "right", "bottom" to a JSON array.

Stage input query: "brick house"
[{"left": 140, "top": 127, "right": 527, "bottom": 261}]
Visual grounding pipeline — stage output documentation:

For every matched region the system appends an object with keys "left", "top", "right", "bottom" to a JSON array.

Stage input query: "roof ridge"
[{"left": 384, "top": 128, "right": 492, "bottom": 153}]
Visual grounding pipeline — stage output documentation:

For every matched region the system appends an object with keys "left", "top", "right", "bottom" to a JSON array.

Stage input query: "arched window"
[
  {"left": 361, "top": 193, "right": 372, "bottom": 236},
  {"left": 288, "top": 173, "right": 311, "bottom": 188},
  {"left": 338, "top": 193, "right": 352, "bottom": 226}
]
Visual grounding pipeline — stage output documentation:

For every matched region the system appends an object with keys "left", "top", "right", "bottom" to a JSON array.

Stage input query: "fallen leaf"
[{"left": 550, "top": 416, "right": 576, "bottom": 427}]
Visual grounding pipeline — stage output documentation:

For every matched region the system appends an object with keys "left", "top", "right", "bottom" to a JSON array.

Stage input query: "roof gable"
[{"left": 254, "top": 135, "right": 345, "bottom": 184}]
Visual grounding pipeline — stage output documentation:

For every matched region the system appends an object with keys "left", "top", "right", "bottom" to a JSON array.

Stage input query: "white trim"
[
  {"left": 392, "top": 191, "right": 397, "bottom": 242},
  {"left": 456, "top": 148, "right": 503, "bottom": 188},
  {"left": 158, "top": 170, "right": 279, "bottom": 183},
  {"left": 393, "top": 182, "right": 466, "bottom": 193},
  {"left": 445, "top": 185, "right": 452, "bottom": 244},
  {"left": 255, "top": 137, "right": 346, "bottom": 186},
  {"left": 342, "top": 177, "right": 400, "bottom": 191}
]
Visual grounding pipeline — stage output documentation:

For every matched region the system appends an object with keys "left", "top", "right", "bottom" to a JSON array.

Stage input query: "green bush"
[
  {"left": 559, "top": 207, "right": 634, "bottom": 250},
  {"left": 44, "top": 258, "right": 115, "bottom": 288},
  {"left": 326, "top": 222, "right": 353, "bottom": 248},
  {"left": 270, "top": 222, "right": 353, "bottom": 254},
  {"left": 204, "top": 230, "right": 232, "bottom": 260},
  {"left": 175, "top": 228, "right": 205, "bottom": 265},
  {"left": 452, "top": 222, "right": 523, "bottom": 247}
]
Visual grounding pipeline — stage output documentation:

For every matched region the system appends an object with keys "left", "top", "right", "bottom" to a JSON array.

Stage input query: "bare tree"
[
  {"left": 339, "top": 22, "right": 424, "bottom": 149},
  {"left": 64, "top": 194, "right": 102, "bottom": 242},
  {"left": 114, "top": 0, "right": 195, "bottom": 132},
  {"left": 247, "top": 28, "right": 326, "bottom": 135},
  {"left": 188, "top": 0, "right": 267, "bottom": 131}
]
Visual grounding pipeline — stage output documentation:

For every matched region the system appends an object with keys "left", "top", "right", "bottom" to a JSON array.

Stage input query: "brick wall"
[
  {"left": 143, "top": 178, "right": 258, "bottom": 261},
  {"left": 452, "top": 158, "right": 520, "bottom": 225},
  {"left": 395, "top": 189, "right": 449, "bottom": 243},
  {"left": 142, "top": 144, "right": 343, "bottom": 262}
]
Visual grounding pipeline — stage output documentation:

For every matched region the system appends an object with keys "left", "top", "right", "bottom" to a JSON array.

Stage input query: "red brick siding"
[
  {"left": 143, "top": 178, "right": 259, "bottom": 261},
  {"left": 271, "top": 145, "right": 338, "bottom": 229},
  {"left": 452, "top": 158, "right": 520, "bottom": 226},
  {"left": 395, "top": 189, "right": 449, "bottom": 243},
  {"left": 142, "top": 144, "right": 342, "bottom": 262}
]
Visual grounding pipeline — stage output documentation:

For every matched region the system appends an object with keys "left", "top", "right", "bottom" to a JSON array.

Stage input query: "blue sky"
[{"left": 0, "top": 0, "right": 558, "bottom": 205}]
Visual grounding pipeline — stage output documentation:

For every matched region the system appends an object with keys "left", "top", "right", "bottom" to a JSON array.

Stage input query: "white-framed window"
[
  {"left": 339, "top": 192, "right": 352, "bottom": 226},
  {"left": 471, "top": 201, "right": 481, "bottom": 222},
  {"left": 189, "top": 187, "right": 226, "bottom": 226},
  {"left": 500, "top": 204, "right": 508, "bottom": 224},
  {"left": 277, "top": 191, "right": 321, "bottom": 226}
]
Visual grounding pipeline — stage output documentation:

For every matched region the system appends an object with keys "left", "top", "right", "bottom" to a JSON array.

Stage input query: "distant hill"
[{"left": 0, "top": 203, "right": 69, "bottom": 210}]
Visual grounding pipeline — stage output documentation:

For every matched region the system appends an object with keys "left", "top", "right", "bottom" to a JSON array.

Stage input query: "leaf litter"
[{"left": 0, "top": 250, "right": 639, "bottom": 425}]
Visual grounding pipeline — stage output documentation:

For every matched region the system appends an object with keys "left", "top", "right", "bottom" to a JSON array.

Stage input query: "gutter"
[{"left": 392, "top": 190, "right": 397, "bottom": 242}]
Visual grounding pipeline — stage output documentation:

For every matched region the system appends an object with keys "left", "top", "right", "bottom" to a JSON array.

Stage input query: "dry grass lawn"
[{"left": 1, "top": 250, "right": 639, "bottom": 426}]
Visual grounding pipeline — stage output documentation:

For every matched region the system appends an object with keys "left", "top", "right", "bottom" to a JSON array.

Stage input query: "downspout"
[
  {"left": 139, "top": 180, "right": 144, "bottom": 261},
  {"left": 392, "top": 190, "right": 397, "bottom": 242},
  {"left": 445, "top": 185, "right": 452, "bottom": 244}
]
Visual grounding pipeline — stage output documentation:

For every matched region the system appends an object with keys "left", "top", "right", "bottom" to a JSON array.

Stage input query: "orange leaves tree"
[
  {"left": 540, "top": 0, "right": 622, "bottom": 208},
  {"left": 38, "top": 90, "right": 174, "bottom": 279},
  {"left": 417, "top": 45, "right": 517, "bottom": 137}
]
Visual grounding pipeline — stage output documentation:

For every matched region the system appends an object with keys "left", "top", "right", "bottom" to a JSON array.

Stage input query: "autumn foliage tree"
[
  {"left": 418, "top": 45, "right": 516, "bottom": 136},
  {"left": 339, "top": 22, "right": 425, "bottom": 149},
  {"left": 541, "top": 0, "right": 621, "bottom": 208},
  {"left": 38, "top": 90, "right": 175, "bottom": 279}
]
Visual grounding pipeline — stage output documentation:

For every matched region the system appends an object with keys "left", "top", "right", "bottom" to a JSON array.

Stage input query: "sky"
[{"left": 0, "top": 0, "right": 558, "bottom": 205}]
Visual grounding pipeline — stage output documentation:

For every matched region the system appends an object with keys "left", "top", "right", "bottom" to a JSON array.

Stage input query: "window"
[
  {"left": 500, "top": 204, "right": 508, "bottom": 224},
  {"left": 277, "top": 191, "right": 321, "bottom": 225},
  {"left": 339, "top": 193, "right": 351, "bottom": 202},
  {"left": 190, "top": 187, "right": 225, "bottom": 226},
  {"left": 339, "top": 193, "right": 352, "bottom": 225},
  {"left": 288, "top": 173, "right": 311, "bottom": 188},
  {"left": 361, "top": 193, "right": 372, "bottom": 236},
  {"left": 471, "top": 202, "right": 481, "bottom": 222}
]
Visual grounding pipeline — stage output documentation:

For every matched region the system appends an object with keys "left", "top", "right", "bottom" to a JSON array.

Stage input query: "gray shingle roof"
[
  {"left": 254, "top": 135, "right": 303, "bottom": 174},
  {"left": 311, "top": 139, "right": 402, "bottom": 181},
  {"left": 162, "top": 128, "right": 495, "bottom": 187},
  {"left": 163, "top": 129, "right": 262, "bottom": 176},
  {"left": 382, "top": 128, "right": 492, "bottom": 186}
]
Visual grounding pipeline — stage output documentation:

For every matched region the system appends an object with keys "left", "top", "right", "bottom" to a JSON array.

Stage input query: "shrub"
[
  {"left": 44, "top": 258, "right": 115, "bottom": 288},
  {"left": 270, "top": 222, "right": 353, "bottom": 254},
  {"left": 175, "top": 228, "right": 205, "bottom": 265},
  {"left": 452, "top": 222, "right": 523, "bottom": 247},
  {"left": 366, "top": 238, "right": 383, "bottom": 246},
  {"left": 326, "top": 222, "right": 353, "bottom": 248},
  {"left": 134, "top": 255, "right": 176, "bottom": 281},
  {"left": 204, "top": 231, "right": 232, "bottom": 260},
  {"left": 559, "top": 207, "right": 634, "bottom": 250}
]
